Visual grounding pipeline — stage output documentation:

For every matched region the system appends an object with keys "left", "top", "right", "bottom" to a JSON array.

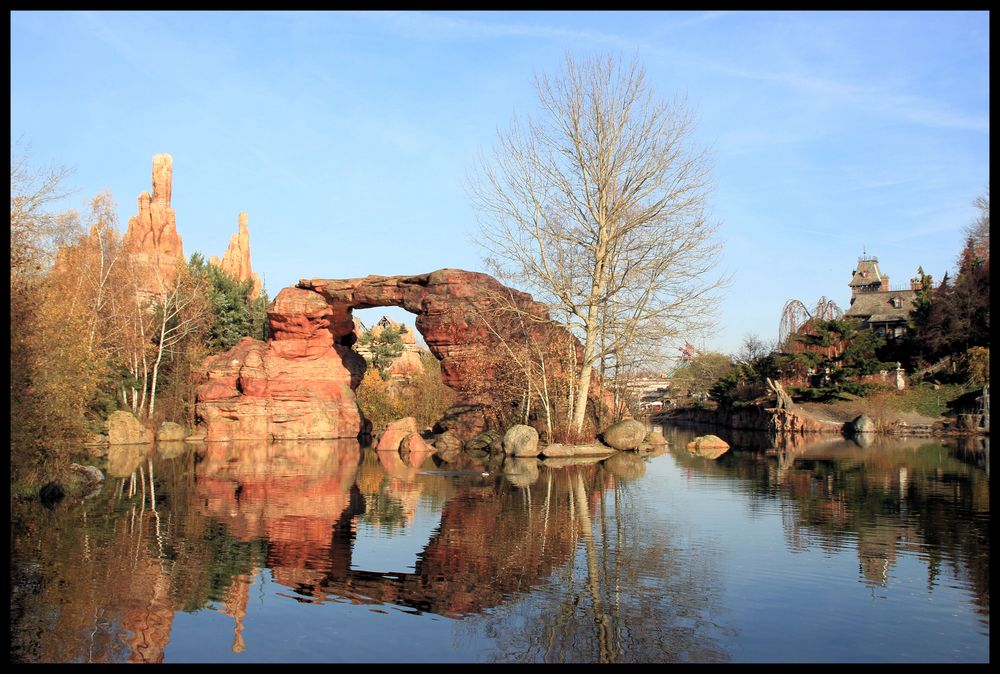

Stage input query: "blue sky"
[{"left": 10, "top": 11, "right": 989, "bottom": 360}]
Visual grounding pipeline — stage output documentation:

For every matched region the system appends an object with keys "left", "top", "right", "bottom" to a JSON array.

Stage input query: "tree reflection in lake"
[
  {"left": 663, "top": 425, "right": 990, "bottom": 623},
  {"left": 466, "top": 449, "right": 734, "bottom": 663}
]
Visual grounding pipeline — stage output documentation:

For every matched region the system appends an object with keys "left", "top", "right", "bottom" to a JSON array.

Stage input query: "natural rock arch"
[{"left": 195, "top": 269, "right": 577, "bottom": 442}]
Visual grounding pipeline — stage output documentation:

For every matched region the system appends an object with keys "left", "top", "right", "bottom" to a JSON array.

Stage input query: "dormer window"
[{"left": 891, "top": 296, "right": 902, "bottom": 309}]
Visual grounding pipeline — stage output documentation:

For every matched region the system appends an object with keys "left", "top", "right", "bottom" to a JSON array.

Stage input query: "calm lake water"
[{"left": 10, "top": 425, "right": 989, "bottom": 663}]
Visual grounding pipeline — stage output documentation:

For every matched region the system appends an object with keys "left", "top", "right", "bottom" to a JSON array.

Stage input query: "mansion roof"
[
  {"left": 845, "top": 288, "right": 917, "bottom": 324},
  {"left": 849, "top": 257, "right": 885, "bottom": 288}
]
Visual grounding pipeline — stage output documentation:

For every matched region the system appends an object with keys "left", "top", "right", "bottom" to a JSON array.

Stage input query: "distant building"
[{"left": 844, "top": 255, "right": 920, "bottom": 340}]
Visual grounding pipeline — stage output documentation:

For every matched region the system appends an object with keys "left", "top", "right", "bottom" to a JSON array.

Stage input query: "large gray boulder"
[
  {"left": 503, "top": 424, "right": 540, "bottom": 457},
  {"left": 107, "top": 411, "right": 153, "bottom": 445},
  {"left": 850, "top": 414, "right": 877, "bottom": 434},
  {"left": 600, "top": 420, "right": 647, "bottom": 450}
]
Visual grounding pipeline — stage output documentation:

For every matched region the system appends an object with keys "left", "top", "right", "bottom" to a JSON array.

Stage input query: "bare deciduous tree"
[
  {"left": 470, "top": 53, "right": 727, "bottom": 433},
  {"left": 147, "top": 264, "right": 209, "bottom": 418}
]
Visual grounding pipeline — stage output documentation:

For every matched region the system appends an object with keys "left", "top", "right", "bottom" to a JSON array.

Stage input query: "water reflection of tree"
[
  {"left": 11, "top": 444, "right": 266, "bottom": 663},
  {"left": 468, "top": 462, "right": 733, "bottom": 663},
  {"left": 664, "top": 428, "right": 990, "bottom": 623}
]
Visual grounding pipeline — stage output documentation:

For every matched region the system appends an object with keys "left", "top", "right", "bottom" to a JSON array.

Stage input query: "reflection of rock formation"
[
  {"left": 123, "top": 559, "right": 175, "bottom": 663},
  {"left": 215, "top": 570, "right": 255, "bottom": 653},
  {"left": 294, "top": 466, "right": 602, "bottom": 617},
  {"left": 194, "top": 440, "right": 364, "bottom": 612}
]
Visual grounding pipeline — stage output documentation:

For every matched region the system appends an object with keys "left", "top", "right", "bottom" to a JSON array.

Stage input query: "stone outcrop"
[
  {"left": 210, "top": 212, "right": 263, "bottom": 300},
  {"left": 122, "top": 154, "right": 184, "bottom": 298},
  {"left": 354, "top": 316, "right": 427, "bottom": 379},
  {"left": 195, "top": 268, "right": 603, "bottom": 443},
  {"left": 540, "top": 443, "right": 616, "bottom": 458},
  {"left": 661, "top": 403, "right": 845, "bottom": 436},
  {"left": 769, "top": 408, "right": 844, "bottom": 434}
]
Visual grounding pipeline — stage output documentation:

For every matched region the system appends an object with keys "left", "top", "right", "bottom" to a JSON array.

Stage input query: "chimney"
[
  {"left": 881, "top": 274, "right": 889, "bottom": 291},
  {"left": 910, "top": 277, "right": 922, "bottom": 291}
]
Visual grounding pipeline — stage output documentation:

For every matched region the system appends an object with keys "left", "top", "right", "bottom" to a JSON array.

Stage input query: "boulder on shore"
[
  {"left": 107, "top": 411, "right": 153, "bottom": 446},
  {"left": 850, "top": 414, "right": 877, "bottom": 435},
  {"left": 601, "top": 420, "right": 647, "bottom": 450},
  {"left": 377, "top": 417, "right": 419, "bottom": 452},
  {"left": 41, "top": 463, "right": 105, "bottom": 505},
  {"left": 686, "top": 434, "right": 730, "bottom": 459},
  {"left": 503, "top": 424, "right": 540, "bottom": 457},
  {"left": 542, "top": 443, "right": 616, "bottom": 458},
  {"left": 157, "top": 421, "right": 186, "bottom": 442}
]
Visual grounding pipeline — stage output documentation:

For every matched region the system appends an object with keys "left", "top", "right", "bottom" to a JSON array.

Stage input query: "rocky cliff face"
[
  {"left": 122, "top": 154, "right": 184, "bottom": 298},
  {"left": 210, "top": 212, "right": 263, "bottom": 299}
]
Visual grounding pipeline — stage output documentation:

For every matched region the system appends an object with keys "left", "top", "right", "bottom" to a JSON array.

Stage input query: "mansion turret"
[{"left": 844, "top": 255, "right": 920, "bottom": 339}]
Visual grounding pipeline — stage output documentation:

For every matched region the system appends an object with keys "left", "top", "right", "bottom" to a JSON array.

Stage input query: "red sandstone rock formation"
[
  {"left": 122, "top": 154, "right": 184, "bottom": 297},
  {"left": 195, "top": 268, "right": 603, "bottom": 442},
  {"left": 299, "top": 269, "right": 558, "bottom": 394},
  {"left": 196, "top": 336, "right": 365, "bottom": 442},
  {"left": 211, "top": 212, "right": 263, "bottom": 300}
]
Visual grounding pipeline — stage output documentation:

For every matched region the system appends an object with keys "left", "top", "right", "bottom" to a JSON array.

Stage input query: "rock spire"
[
  {"left": 122, "top": 153, "right": 185, "bottom": 297},
  {"left": 211, "top": 212, "right": 263, "bottom": 300}
]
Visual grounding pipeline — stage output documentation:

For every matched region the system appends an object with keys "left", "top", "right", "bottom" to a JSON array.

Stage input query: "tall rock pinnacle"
[
  {"left": 123, "top": 153, "right": 185, "bottom": 296},
  {"left": 213, "top": 212, "right": 263, "bottom": 300}
]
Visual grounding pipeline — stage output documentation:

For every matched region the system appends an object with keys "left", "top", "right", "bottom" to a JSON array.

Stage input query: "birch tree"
[
  {"left": 470, "top": 53, "right": 726, "bottom": 433},
  {"left": 147, "top": 265, "right": 209, "bottom": 418}
]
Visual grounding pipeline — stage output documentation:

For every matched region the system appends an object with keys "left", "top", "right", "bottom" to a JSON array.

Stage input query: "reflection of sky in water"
[{"left": 352, "top": 501, "right": 442, "bottom": 574}]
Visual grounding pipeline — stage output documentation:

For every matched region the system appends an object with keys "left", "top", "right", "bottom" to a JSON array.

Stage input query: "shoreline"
[{"left": 652, "top": 402, "right": 988, "bottom": 439}]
